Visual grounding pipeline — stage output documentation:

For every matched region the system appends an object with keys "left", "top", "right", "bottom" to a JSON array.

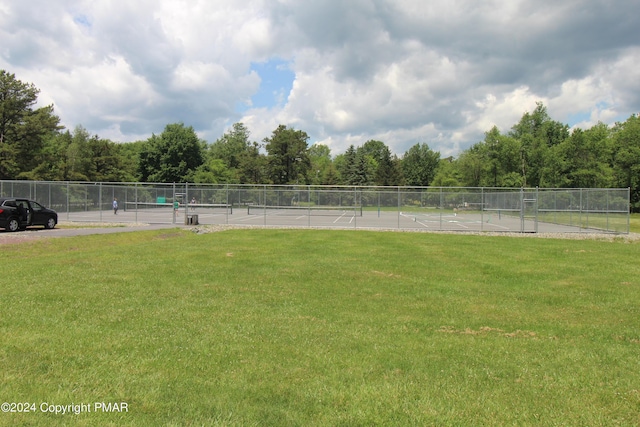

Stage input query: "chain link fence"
[{"left": 0, "top": 180, "right": 630, "bottom": 233}]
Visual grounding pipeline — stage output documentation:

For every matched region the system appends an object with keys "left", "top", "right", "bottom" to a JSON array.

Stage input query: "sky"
[{"left": 1, "top": 0, "right": 639, "bottom": 157}]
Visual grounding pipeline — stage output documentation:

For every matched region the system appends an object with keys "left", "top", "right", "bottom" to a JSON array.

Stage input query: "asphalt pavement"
[{"left": 0, "top": 223, "right": 184, "bottom": 243}]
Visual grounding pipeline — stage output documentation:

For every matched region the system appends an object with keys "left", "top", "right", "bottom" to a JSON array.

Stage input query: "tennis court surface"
[{"left": 63, "top": 204, "right": 624, "bottom": 234}]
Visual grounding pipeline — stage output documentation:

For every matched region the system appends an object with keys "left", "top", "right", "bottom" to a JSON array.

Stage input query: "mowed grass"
[
  {"left": 630, "top": 213, "right": 640, "bottom": 233},
  {"left": 2, "top": 229, "right": 640, "bottom": 426}
]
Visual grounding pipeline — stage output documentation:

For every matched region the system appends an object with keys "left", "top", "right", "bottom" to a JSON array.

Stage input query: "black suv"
[{"left": 0, "top": 198, "right": 58, "bottom": 232}]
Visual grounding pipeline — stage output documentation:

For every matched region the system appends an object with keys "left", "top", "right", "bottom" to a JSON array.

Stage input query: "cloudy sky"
[{"left": 1, "top": 0, "right": 639, "bottom": 157}]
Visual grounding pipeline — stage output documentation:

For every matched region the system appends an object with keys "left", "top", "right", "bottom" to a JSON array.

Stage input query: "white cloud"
[
  {"left": 1, "top": 0, "right": 638, "bottom": 157},
  {"left": 470, "top": 87, "right": 544, "bottom": 136}
]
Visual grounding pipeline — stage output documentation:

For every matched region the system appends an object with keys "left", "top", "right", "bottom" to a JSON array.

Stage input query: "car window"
[
  {"left": 3, "top": 200, "right": 17, "bottom": 207},
  {"left": 31, "top": 201, "right": 44, "bottom": 211},
  {"left": 18, "top": 201, "right": 29, "bottom": 210}
]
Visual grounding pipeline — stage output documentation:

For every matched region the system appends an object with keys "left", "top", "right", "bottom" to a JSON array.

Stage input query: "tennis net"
[
  {"left": 125, "top": 202, "right": 232, "bottom": 213},
  {"left": 246, "top": 205, "right": 363, "bottom": 216}
]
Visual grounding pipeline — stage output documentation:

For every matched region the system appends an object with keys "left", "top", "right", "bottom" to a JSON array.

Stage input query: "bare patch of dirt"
[
  {"left": 438, "top": 326, "right": 538, "bottom": 338},
  {"left": 154, "top": 232, "right": 184, "bottom": 240},
  {"left": 0, "top": 233, "right": 44, "bottom": 245}
]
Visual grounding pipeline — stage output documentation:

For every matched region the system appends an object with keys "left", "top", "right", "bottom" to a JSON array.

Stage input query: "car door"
[
  {"left": 16, "top": 199, "right": 32, "bottom": 225},
  {"left": 28, "top": 201, "right": 50, "bottom": 226}
]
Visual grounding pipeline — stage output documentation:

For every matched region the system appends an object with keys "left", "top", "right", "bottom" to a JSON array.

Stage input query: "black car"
[{"left": 0, "top": 198, "right": 58, "bottom": 232}]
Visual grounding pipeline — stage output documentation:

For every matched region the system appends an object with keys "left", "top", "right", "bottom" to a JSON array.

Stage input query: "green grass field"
[
  {"left": 630, "top": 213, "right": 640, "bottom": 233},
  {"left": 2, "top": 228, "right": 640, "bottom": 426}
]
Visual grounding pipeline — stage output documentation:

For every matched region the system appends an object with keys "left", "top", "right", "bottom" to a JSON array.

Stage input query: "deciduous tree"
[
  {"left": 139, "top": 123, "right": 204, "bottom": 183},
  {"left": 402, "top": 143, "right": 440, "bottom": 187},
  {"left": 611, "top": 114, "right": 640, "bottom": 210}
]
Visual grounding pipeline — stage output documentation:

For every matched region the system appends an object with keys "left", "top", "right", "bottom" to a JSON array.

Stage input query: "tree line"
[{"left": 2, "top": 70, "right": 639, "bottom": 209}]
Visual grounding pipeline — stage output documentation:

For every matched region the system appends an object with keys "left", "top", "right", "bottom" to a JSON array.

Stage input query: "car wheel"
[
  {"left": 45, "top": 217, "right": 57, "bottom": 229},
  {"left": 7, "top": 218, "right": 20, "bottom": 232}
]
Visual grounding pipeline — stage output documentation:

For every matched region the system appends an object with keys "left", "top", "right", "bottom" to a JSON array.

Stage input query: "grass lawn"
[
  {"left": 1, "top": 228, "right": 640, "bottom": 426},
  {"left": 630, "top": 213, "right": 640, "bottom": 233}
]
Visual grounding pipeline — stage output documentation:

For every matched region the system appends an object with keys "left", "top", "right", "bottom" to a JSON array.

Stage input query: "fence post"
[
  {"left": 135, "top": 183, "right": 138, "bottom": 223},
  {"left": 481, "top": 187, "right": 484, "bottom": 232},
  {"left": 97, "top": 182, "right": 101, "bottom": 223},
  {"left": 439, "top": 187, "right": 443, "bottom": 231},
  {"left": 185, "top": 182, "right": 189, "bottom": 219},
  {"left": 628, "top": 187, "right": 631, "bottom": 234},
  {"left": 535, "top": 186, "right": 539, "bottom": 233},
  {"left": 226, "top": 184, "right": 229, "bottom": 224},
  {"left": 579, "top": 188, "right": 583, "bottom": 231},
  {"left": 397, "top": 187, "right": 401, "bottom": 229},
  {"left": 308, "top": 185, "right": 311, "bottom": 227},
  {"left": 520, "top": 188, "right": 524, "bottom": 233}
]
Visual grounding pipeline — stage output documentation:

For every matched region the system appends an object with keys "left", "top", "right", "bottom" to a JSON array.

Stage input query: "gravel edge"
[
  {"left": 189, "top": 224, "right": 640, "bottom": 242},
  {"left": 2, "top": 222, "right": 638, "bottom": 244}
]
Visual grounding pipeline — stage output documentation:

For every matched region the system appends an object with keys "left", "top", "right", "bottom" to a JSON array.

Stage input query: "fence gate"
[{"left": 521, "top": 197, "right": 538, "bottom": 233}]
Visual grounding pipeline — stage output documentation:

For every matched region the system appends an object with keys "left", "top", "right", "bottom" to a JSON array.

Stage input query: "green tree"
[
  {"left": 308, "top": 144, "right": 332, "bottom": 184},
  {"left": 456, "top": 145, "right": 485, "bottom": 187},
  {"left": 66, "top": 125, "right": 96, "bottom": 181},
  {"left": 193, "top": 158, "right": 235, "bottom": 183},
  {"left": 337, "top": 145, "right": 370, "bottom": 185},
  {"left": 360, "top": 140, "right": 385, "bottom": 183},
  {"left": 351, "top": 149, "right": 370, "bottom": 186},
  {"left": 392, "top": 154, "right": 405, "bottom": 186},
  {"left": 238, "top": 141, "right": 266, "bottom": 184},
  {"left": 0, "top": 70, "right": 62, "bottom": 178},
  {"left": 555, "top": 124, "right": 613, "bottom": 188},
  {"left": 22, "top": 131, "right": 70, "bottom": 181},
  {"left": 431, "top": 157, "right": 462, "bottom": 187},
  {"left": 510, "top": 102, "right": 569, "bottom": 187},
  {"left": 323, "top": 163, "right": 340, "bottom": 185},
  {"left": 139, "top": 123, "right": 204, "bottom": 183},
  {"left": 481, "top": 127, "right": 524, "bottom": 187},
  {"left": 402, "top": 143, "right": 440, "bottom": 186},
  {"left": 208, "top": 122, "right": 254, "bottom": 182},
  {"left": 337, "top": 145, "right": 356, "bottom": 184},
  {"left": 118, "top": 141, "right": 146, "bottom": 181},
  {"left": 611, "top": 114, "right": 640, "bottom": 210},
  {"left": 89, "top": 137, "right": 132, "bottom": 182},
  {"left": 264, "top": 125, "right": 311, "bottom": 184},
  {"left": 374, "top": 145, "right": 400, "bottom": 186},
  {"left": 359, "top": 140, "right": 401, "bottom": 186}
]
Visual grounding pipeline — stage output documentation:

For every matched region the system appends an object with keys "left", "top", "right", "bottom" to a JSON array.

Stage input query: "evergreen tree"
[
  {"left": 264, "top": 125, "right": 311, "bottom": 184},
  {"left": 0, "top": 70, "right": 62, "bottom": 178}
]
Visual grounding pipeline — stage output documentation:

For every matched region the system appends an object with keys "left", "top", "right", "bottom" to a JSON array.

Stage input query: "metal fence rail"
[{"left": 0, "top": 181, "right": 630, "bottom": 234}]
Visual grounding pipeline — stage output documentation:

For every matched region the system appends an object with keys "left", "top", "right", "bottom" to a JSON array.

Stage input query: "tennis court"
[
  {"left": 3, "top": 180, "right": 629, "bottom": 234},
  {"left": 62, "top": 203, "right": 616, "bottom": 233}
]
